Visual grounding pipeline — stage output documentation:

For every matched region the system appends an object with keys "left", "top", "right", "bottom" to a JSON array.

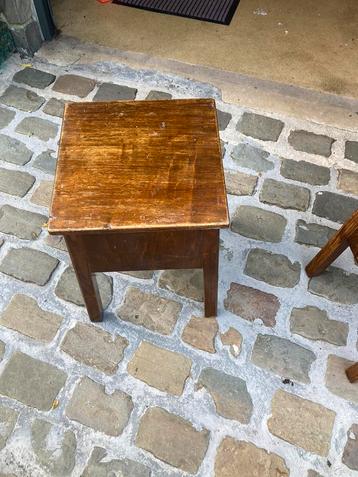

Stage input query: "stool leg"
[
  {"left": 64, "top": 235, "right": 103, "bottom": 322},
  {"left": 203, "top": 230, "right": 219, "bottom": 317},
  {"left": 346, "top": 363, "right": 358, "bottom": 383}
]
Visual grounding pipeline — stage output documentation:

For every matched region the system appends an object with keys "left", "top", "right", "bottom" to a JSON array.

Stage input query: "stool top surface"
[{"left": 48, "top": 99, "right": 229, "bottom": 234}]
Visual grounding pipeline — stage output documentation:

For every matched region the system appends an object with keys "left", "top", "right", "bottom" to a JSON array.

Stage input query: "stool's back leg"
[
  {"left": 64, "top": 235, "right": 103, "bottom": 322},
  {"left": 346, "top": 362, "right": 358, "bottom": 383},
  {"left": 203, "top": 230, "right": 219, "bottom": 317}
]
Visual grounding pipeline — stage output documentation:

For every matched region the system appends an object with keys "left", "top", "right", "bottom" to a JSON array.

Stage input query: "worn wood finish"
[
  {"left": 346, "top": 363, "right": 358, "bottom": 383},
  {"left": 49, "top": 99, "right": 229, "bottom": 322}
]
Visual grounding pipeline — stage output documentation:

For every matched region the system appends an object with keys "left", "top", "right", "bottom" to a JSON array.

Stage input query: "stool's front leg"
[
  {"left": 203, "top": 229, "right": 219, "bottom": 317},
  {"left": 64, "top": 235, "right": 103, "bottom": 322}
]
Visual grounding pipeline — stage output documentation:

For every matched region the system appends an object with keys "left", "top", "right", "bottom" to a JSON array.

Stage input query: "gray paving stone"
[
  {"left": 337, "top": 169, "right": 358, "bottom": 196},
  {"left": 295, "top": 219, "right": 336, "bottom": 248},
  {"left": 0, "top": 107, "right": 15, "bottom": 129},
  {"left": 0, "top": 134, "right": 33, "bottom": 166},
  {"left": 117, "top": 287, "right": 181, "bottom": 335},
  {"left": 52, "top": 74, "right": 96, "bottom": 98},
  {"left": 146, "top": 90, "right": 172, "bottom": 100},
  {"left": 231, "top": 205, "right": 287, "bottom": 242},
  {"left": 16, "top": 117, "right": 58, "bottom": 142},
  {"left": 217, "top": 109, "right": 232, "bottom": 130},
  {"left": 260, "top": 179, "right": 310, "bottom": 211},
  {"left": 0, "top": 405, "right": 19, "bottom": 450},
  {"left": 136, "top": 407, "right": 209, "bottom": 474},
  {"left": 0, "top": 168, "right": 35, "bottom": 197},
  {"left": 121, "top": 270, "right": 154, "bottom": 279},
  {"left": 288, "top": 130, "right": 334, "bottom": 157},
  {"left": 43, "top": 98, "right": 66, "bottom": 118},
  {"left": 237, "top": 112, "right": 284, "bottom": 141},
  {"left": 290, "top": 306, "right": 348, "bottom": 346},
  {"left": 0, "top": 294, "right": 62, "bottom": 343},
  {"left": 345, "top": 140, "right": 358, "bottom": 164},
  {"left": 197, "top": 368, "right": 252, "bottom": 423},
  {"left": 312, "top": 191, "right": 358, "bottom": 223},
  {"left": 0, "top": 351, "right": 67, "bottom": 411},
  {"left": 0, "top": 85, "right": 45, "bottom": 112},
  {"left": 31, "top": 419, "right": 76, "bottom": 477},
  {"left": 307, "top": 471, "right": 323, "bottom": 477},
  {"left": 55, "top": 267, "right": 112, "bottom": 308},
  {"left": 252, "top": 334, "right": 315, "bottom": 383},
  {"left": 325, "top": 355, "right": 358, "bottom": 404},
  {"left": 93, "top": 83, "right": 137, "bottom": 101},
  {"left": 309, "top": 266, "right": 358, "bottom": 304},
  {"left": 30, "top": 180, "right": 53, "bottom": 208},
  {"left": 44, "top": 234, "right": 67, "bottom": 252},
  {"left": 0, "top": 247, "right": 59, "bottom": 286},
  {"left": 245, "top": 249, "right": 301, "bottom": 288},
  {"left": 82, "top": 447, "right": 151, "bottom": 477},
  {"left": 13, "top": 68, "right": 56, "bottom": 89},
  {"left": 0, "top": 205, "right": 46, "bottom": 240},
  {"left": 224, "top": 170, "right": 257, "bottom": 196},
  {"left": 231, "top": 143, "right": 273, "bottom": 172},
  {"left": 342, "top": 424, "right": 358, "bottom": 470},
  {"left": 220, "top": 139, "right": 226, "bottom": 158},
  {"left": 32, "top": 149, "right": 57, "bottom": 174},
  {"left": 66, "top": 377, "right": 133, "bottom": 436},
  {"left": 224, "top": 282, "right": 280, "bottom": 327},
  {"left": 61, "top": 322, "right": 128, "bottom": 374},
  {"left": 0, "top": 341, "right": 5, "bottom": 359},
  {"left": 280, "top": 158, "right": 330, "bottom": 185},
  {"left": 159, "top": 269, "right": 204, "bottom": 301}
]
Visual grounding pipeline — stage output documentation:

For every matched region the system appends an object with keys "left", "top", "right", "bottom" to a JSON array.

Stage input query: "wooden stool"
[
  {"left": 306, "top": 210, "right": 358, "bottom": 383},
  {"left": 48, "top": 99, "right": 229, "bottom": 322}
]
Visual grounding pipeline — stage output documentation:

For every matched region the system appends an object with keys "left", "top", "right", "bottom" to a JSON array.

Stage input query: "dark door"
[{"left": 33, "top": 0, "right": 56, "bottom": 41}]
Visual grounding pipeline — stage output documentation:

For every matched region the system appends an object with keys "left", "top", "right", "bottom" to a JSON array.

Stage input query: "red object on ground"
[{"left": 97, "top": 0, "right": 112, "bottom": 3}]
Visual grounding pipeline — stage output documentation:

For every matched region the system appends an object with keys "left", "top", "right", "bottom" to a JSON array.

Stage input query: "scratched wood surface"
[{"left": 49, "top": 99, "right": 229, "bottom": 234}]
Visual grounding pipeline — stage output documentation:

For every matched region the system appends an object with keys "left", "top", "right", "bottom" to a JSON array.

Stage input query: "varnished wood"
[{"left": 346, "top": 363, "right": 358, "bottom": 383}]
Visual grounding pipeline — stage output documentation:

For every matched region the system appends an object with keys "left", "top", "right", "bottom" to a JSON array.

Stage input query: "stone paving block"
[
  {"left": 136, "top": 407, "right": 209, "bottom": 474},
  {"left": 30, "top": 180, "right": 53, "bottom": 208},
  {"left": 0, "top": 247, "right": 59, "bottom": 285},
  {"left": 0, "top": 134, "right": 33, "bottom": 166},
  {"left": 52, "top": 74, "right": 96, "bottom": 98},
  {"left": 66, "top": 377, "right": 133, "bottom": 436},
  {"left": 342, "top": 424, "right": 358, "bottom": 470},
  {"left": 197, "top": 368, "right": 252, "bottom": 423},
  {"left": 325, "top": 355, "right": 358, "bottom": 404},
  {"left": 0, "top": 294, "right": 62, "bottom": 342},
  {"left": 307, "top": 471, "right": 323, "bottom": 477},
  {"left": 0, "top": 107, "right": 15, "bottom": 129},
  {"left": 146, "top": 90, "right": 172, "bottom": 100},
  {"left": 224, "top": 282, "right": 280, "bottom": 327},
  {"left": 0, "top": 169, "right": 35, "bottom": 197},
  {"left": 82, "top": 447, "right": 151, "bottom": 477},
  {"left": 220, "top": 328, "right": 242, "bottom": 357},
  {"left": 288, "top": 130, "right": 334, "bottom": 157},
  {"left": 251, "top": 334, "right": 316, "bottom": 383},
  {"left": 237, "top": 112, "right": 284, "bottom": 141},
  {"left": 44, "top": 234, "right": 67, "bottom": 252},
  {"left": 0, "top": 341, "right": 5, "bottom": 359},
  {"left": 217, "top": 109, "right": 232, "bottom": 130},
  {"left": 182, "top": 316, "right": 218, "bottom": 353},
  {"left": 268, "top": 390, "right": 336, "bottom": 456},
  {"left": 0, "top": 205, "right": 46, "bottom": 240},
  {"left": 231, "top": 205, "right": 287, "bottom": 242},
  {"left": 31, "top": 419, "right": 76, "bottom": 477},
  {"left": 215, "top": 437, "right": 289, "bottom": 477},
  {"left": 121, "top": 270, "right": 154, "bottom": 279},
  {"left": 55, "top": 266, "right": 112, "bottom": 308},
  {"left": 220, "top": 139, "right": 226, "bottom": 158},
  {"left": 295, "top": 219, "right": 336, "bottom": 248},
  {"left": 128, "top": 341, "right": 191, "bottom": 395},
  {"left": 337, "top": 169, "right": 358, "bottom": 195},
  {"left": 309, "top": 266, "right": 358, "bottom": 304},
  {"left": 32, "top": 149, "right": 57, "bottom": 174},
  {"left": 280, "top": 158, "right": 330, "bottom": 185},
  {"left": 93, "top": 83, "right": 137, "bottom": 101},
  {"left": 290, "top": 306, "right": 348, "bottom": 346},
  {"left": 345, "top": 140, "right": 358, "bottom": 164},
  {"left": 231, "top": 143, "right": 273, "bottom": 172},
  {"left": 43, "top": 98, "right": 66, "bottom": 118},
  {"left": 0, "top": 405, "right": 19, "bottom": 451},
  {"left": 260, "top": 178, "right": 310, "bottom": 211},
  {"left": 61, "top": 322, "right": 128, "bottom": 374},
  {"left": 159, "top": 269, "right": 204, "bottom": 301},
  {"left": 13, "top": 68, "right": 56, "bottom": 89},
  {"left": 0, "top": 352, "right": 67, "bottom": 411},
  {"left": 224, "top": 170, "right": 257, "bottom": 196},
  {"left": 245, "top": 249, "right": 301, "bottom": 288},
  {"left": 117, "top": 287, "right": 181, "bottom": 335},
  {"left": 312, "top": 191, "right": 358, "bottom": 223},
  {"left": 0, "top": 85, "right": 45, "bottom": 112},
  {"left": 16, "top": 117, "right": 58, "bottom": 142}
]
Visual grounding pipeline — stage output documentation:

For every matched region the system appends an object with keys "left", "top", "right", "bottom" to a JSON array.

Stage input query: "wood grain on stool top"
[{"left": 48, "top": 99, "right": 229, "bottom": 235}]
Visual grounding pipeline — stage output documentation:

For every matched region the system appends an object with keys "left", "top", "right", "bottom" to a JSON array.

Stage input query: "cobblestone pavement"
[{"left": 0, "top": 51, "right": 357, "bottom": 477}]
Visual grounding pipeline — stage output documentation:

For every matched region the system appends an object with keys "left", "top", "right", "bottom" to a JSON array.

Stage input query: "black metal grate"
[{"left": 112, "top": 0, "right": 240, "bottom": 25}]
